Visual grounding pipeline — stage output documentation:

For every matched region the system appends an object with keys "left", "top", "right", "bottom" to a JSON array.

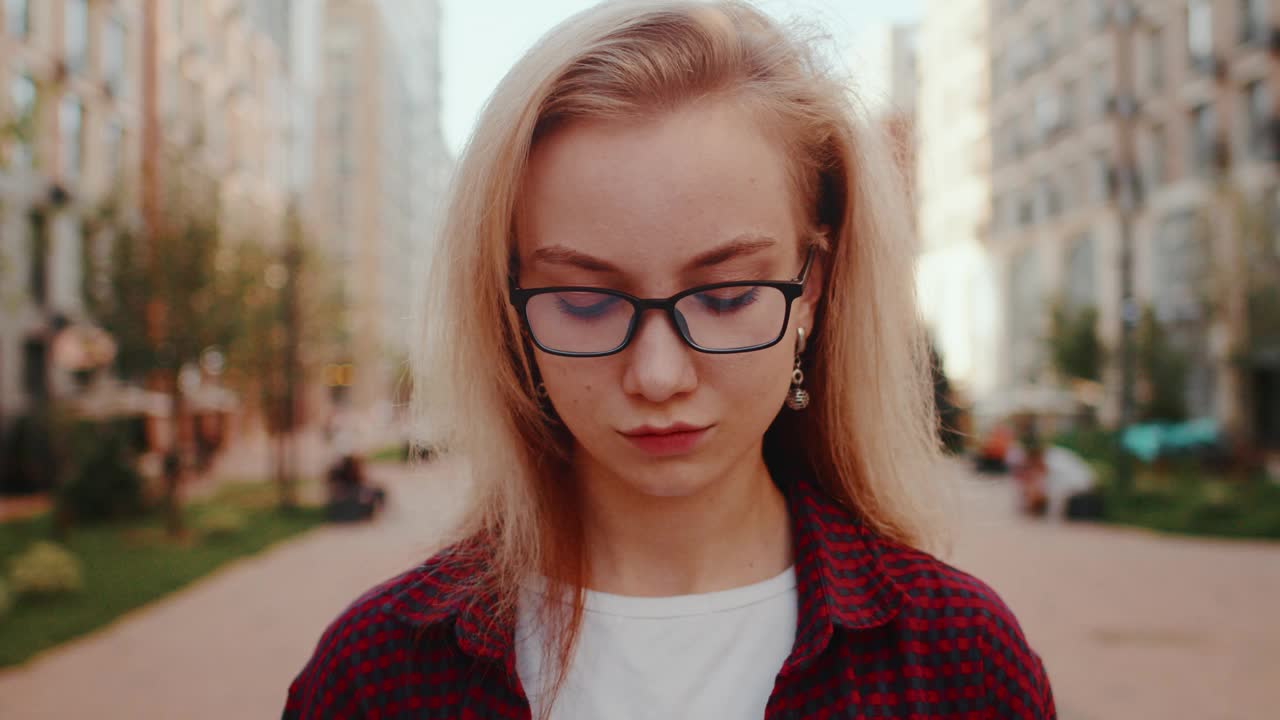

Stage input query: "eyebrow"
[{"left": 528, "top": 234, "right": 779, "bottom": 274}]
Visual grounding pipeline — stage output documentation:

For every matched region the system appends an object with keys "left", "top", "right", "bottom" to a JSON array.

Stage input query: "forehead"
[{"left": 516, "top": 101, "right": 799, "bottom": 279}]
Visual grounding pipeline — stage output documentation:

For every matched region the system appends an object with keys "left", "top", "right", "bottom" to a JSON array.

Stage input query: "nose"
[{"left": 620, "top": 309, "right": 697, "bottom": 403}]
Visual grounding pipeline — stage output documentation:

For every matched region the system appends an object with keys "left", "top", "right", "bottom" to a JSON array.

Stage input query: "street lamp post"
[{"left": 1111, "top": 0, "right": 1142, "bottom": 492}]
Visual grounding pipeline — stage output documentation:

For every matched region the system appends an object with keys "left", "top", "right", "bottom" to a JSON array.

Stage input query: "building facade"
[
  {"left": 916, "top": 0, "right": 998, "bottom": 404},
  {"left": 986, "top": 0, "right": 1278, "bottom": 432},
  {"left": 0, "top": 0, "right": 143, "bottom": 426}
]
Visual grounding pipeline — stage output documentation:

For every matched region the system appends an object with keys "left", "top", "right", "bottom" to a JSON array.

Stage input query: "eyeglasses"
[{"left": 510, "top": 246, "right": 816, "bottom": 357}]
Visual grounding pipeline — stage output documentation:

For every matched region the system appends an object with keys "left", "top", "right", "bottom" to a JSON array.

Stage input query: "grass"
[
  {"left": 367, "top": 443, "right": 406, "bottom": 464},
  {"left": 1053, "top": 427, "right": 1280, "bottom": 540},
  {"left": 1097, "top": 466, "right": 1280, "bottom": 540},
  {"left": 0, "top": 481, "right": 325, "bottom": 667}
]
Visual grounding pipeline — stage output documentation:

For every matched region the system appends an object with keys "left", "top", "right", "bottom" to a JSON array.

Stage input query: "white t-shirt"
[{"left": 515, "top": 567, "right": 798, "bottom": 720}]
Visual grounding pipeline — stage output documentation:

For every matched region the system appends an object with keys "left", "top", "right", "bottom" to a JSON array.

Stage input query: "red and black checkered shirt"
[{"left": 285, "top": 475, "right": 1056, "bottom": 718}]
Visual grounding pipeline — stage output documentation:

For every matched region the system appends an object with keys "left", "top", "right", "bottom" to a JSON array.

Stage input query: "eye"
[
  {"left": 554, "top": 292, "right": 624, "bottom": 319},
  {"left": 692, "top": 286, "right": 761, "bottom": 314}
]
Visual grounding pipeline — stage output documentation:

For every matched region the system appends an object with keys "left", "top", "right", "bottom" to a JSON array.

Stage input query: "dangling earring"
[
  {"left": 536, "top": 382, "right": 549, "bottom": 399},
  {"left": 786, "top": 327, "right": 810, "bottom": 411}
]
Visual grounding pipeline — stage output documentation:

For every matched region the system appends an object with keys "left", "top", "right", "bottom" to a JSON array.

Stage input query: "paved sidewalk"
[
  {"left": 943, "top": 464, "right": 1280, "bottom": 720},
  {"left": 0, "top": 459, "right": 468, "bottom": 720},
  {"left": 1, "top": 460, "right": 1277, "bottom": 719}
]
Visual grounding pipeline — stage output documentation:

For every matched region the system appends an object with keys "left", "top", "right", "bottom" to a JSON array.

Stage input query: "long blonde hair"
[{"left": 411, "top": 0, "right": 943, "bottom": 702}]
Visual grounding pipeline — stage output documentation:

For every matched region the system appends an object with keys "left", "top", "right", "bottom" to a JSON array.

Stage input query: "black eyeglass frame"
[{"left": 509, "top": 245, "right": 817, "bottom": 358}]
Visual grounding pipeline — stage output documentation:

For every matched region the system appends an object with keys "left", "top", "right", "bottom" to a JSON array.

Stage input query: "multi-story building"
[
  {"left": 986, "top": 0, "right": 1278, "bottom": 434},
  {"left": 916, "top": 0, "right": 998, "bottom": 404},
  {"left": 150, "top": 0, "right": 292, "bottom": 248},
  {"left": 0, "top": 0, "right": 313, "bottom": 436},
  {"left": 312, "top": 0, "right": 416, "bottom": 413},
  {"left": 377, "top": 0, "right": 452, "bottom": 372},
  {"left": 851, "top": 23, "right": 919, "bottom": 193},
  {"left": 0, "top": 0, "right": 143, "bottom": 427}
]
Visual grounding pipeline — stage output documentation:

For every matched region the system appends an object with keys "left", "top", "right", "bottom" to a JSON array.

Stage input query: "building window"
[
  {"left": 1148, "top": 123, "right": 1168, "bottom": 189},
  {"left": 1060, "top": 163, "right": 1079, "bottom": 211},
  {"left": 1245, "top": 80, "right": 1272, "bottom": 161},
  {"left": 1066, "top": 234, "right": 1096, "bottom": 310},
  {"left": 1009, "top": 246, "right": 1043, "bottom": 383},
  {"left": 1061, "top": 78, "right": 1077, "bottom": 130},
  {"left": 1148, "top": 29, "right": 1164, "bottom": 92},
  {"left": 103, "top": 17, "right": 127, "bottom": 93},
  {"left": 991, "top": 51, "right": 1004, "bottom": 97},
  {"left": 1187, "top": 0, "right": 1213, "bottom": 66},
  {"left": 1091, "top": 151, "right": 1111, "bottom": 203},
  {"left": 1240, "top": 0, "right": 1268, "bottom": 44},
  {"left": 1190, "top": 102, "right": 1216, "bottom": 175},
  {"left": 65, "top": 0, "right": 89, "bottom": 72},
  {"left": 59, "top": 94, "right": 83, "bottom": 180},
  {"left": 105, "top": 119, "right": 123, "bottom": 182},
  {"left": 27, "top": 209, "right": 47, "bottom": 305},
  {"left": 9, "top": 73, "right": 37, "bottom": 167},
  {"left": 1092, "top": 61, "right": 1110, "bottom": 118},
  {"left": 1018, "top": 193, "right": 1034, "bottom": 227},
  {"left": 4, "top": 0, "right": 28, "bottom": 38},
  {"left": 1089, "top": 0, "right": 1109, "bottom": 29},
  {"left": 22, "top": 338, "right": 48, "bottom": 400},
  {"left": 1033, "top": 21, "right": 1052, "bottom": 69},
  {"left": 1153, "top": 210, "right": 1207, "bottom": 323},
  {"left": 1035, "top": 89, "right": 1060, "bottom": 141}
]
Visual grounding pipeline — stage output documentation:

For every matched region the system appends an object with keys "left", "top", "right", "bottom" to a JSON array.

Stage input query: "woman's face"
[{"left": 515, "top": 100, "right": 822, "bottom": 498}]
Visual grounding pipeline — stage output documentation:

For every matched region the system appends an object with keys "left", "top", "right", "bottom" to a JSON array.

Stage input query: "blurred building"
[
  {"left": 149, "top": 0, "right": 292, "bottom": 249},
  {"left": 0, "top": 0, "right": 143, "bottom": 426},
  {"left": 377, "top": 0, "right": 453, "bottom": 376},
  {"left": 985, "top": 0, "right": 1278, "bottom": 433},
  {"left": 312, "top": 0, "right": 448, "bottom": 414},
  {"left": 850, "top": 23, "right": 919, "bottom": 194},
  {"left": 916, "top": 0, "right": 998, "bottom": 405}
]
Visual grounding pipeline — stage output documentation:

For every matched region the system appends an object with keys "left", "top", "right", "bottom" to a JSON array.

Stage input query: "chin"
[{"left": 606, "top": 452, "right": 734, "bottom": 499}]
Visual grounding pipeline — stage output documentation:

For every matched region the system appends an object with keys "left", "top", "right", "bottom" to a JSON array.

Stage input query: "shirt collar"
[{"left": 385, "top": 473, "right": 912, "bottom": 675}]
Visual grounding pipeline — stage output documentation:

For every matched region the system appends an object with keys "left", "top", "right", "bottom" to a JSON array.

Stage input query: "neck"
[{"left": 572, "top": 448, "right": 793, "bottom": 597}]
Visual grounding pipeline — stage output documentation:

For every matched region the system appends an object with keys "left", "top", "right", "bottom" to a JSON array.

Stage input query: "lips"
[{"left": 619, "top": 423, "right": 712, "bottom": 457}]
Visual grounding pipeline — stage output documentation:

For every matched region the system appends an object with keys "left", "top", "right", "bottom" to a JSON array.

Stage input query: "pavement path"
[
  {"left": 1, "top": 459, "right": 1277, "bottom": 719},
  {"left": 0, "top": 459, "right": 467, "bottom": 720},
  {"left": 943, "top": 465, "right": 1280, "bottom": 720}
]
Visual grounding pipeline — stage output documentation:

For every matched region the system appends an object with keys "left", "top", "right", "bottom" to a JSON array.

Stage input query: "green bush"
[
  {"left": 9, "top": 541, "right": 84, "bottom": 597},
  {"left": 0, "top": 410, "right": 63, "bottom": 495},
  {"left": 0, "top": 578, "right": 12, "bottom": 620},
  {"left": 1052, "top": 427, "right": 1120, "bottom": 465},
  {"left": 56, "top": 420, "right": 145, "bottom": 524},
  {"left": 197, "top": 507, "right": 247, "bottom": 539}
]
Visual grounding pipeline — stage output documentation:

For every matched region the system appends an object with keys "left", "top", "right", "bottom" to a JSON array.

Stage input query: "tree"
[
  {"left": 1046, "top": 298, "right": 1104, "bottom": 384},
  {"left": 1135, "top": 306, "right": 1190, "bottom": 423},
  {"left": 217, "top": 201, "right": 346, "bottom": 508},
  {"left": 82, "top": 144, "right": 246, "bottom": 536}
]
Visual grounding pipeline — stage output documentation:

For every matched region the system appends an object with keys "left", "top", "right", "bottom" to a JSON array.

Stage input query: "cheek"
[
  {"left": 536, "top": 355, "right": 607, "bottom": 414},
  {"left": 706, "top": 345, "right": 795, "bottom": 408}
]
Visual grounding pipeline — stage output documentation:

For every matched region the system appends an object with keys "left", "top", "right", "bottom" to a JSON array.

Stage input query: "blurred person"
[
  {"left": 324, "top": 454, "right": 386, "bottom": 522},
  {"left": 1042, "top": 445, "right": 1095, "bottom": 521},
  {"left": 285, "top": 2, "right": 1054, "bottom": 718}
]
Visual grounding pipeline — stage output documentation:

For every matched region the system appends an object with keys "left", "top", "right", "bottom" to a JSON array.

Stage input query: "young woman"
[{"left": 285, "top": 1, "right": 1055, "bottom": 718}]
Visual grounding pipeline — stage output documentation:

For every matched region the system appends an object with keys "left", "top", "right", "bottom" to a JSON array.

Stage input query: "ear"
[{"left": 792, "top": 235, "right": 828, "bottom": 334}]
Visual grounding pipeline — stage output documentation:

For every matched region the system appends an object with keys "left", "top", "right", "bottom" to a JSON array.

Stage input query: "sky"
[{"left": 440, "top": 0, "right": 924, "bottom": 155}]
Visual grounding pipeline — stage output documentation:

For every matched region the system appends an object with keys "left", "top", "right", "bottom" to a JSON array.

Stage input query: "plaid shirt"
[{"left": 285, "top": 475, "right": 1055, "bottom": 719}]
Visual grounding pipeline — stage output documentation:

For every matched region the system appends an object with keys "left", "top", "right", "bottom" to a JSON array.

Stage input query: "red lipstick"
[{"left": 619, "top": 423, "right": 712, "bottom": 457}]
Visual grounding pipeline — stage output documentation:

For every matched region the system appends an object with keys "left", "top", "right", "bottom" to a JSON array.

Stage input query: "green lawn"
[
  {"left": 1055, "top": 428, "right": 1280, "bottom": 540},
  {"left": 0, "top": 482, "right": 325, "bottom": 667}
]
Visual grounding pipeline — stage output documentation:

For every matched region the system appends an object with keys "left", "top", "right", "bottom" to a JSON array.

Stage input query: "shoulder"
[
  {"left": 282, "top": 547, "right": 475, "bottom": 719},
  {"left": 872, "top": 538, "right": 1057, "bottom": 718}
]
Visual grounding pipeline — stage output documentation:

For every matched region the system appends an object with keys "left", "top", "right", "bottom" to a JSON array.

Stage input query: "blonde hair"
[{"left": 411, "top": 0, "right": 943, "bottom": 706}]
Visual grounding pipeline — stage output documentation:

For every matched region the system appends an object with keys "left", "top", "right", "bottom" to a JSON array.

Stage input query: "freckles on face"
[{"left": 516, "top": 99, "right": 819, "bottom": 489}]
